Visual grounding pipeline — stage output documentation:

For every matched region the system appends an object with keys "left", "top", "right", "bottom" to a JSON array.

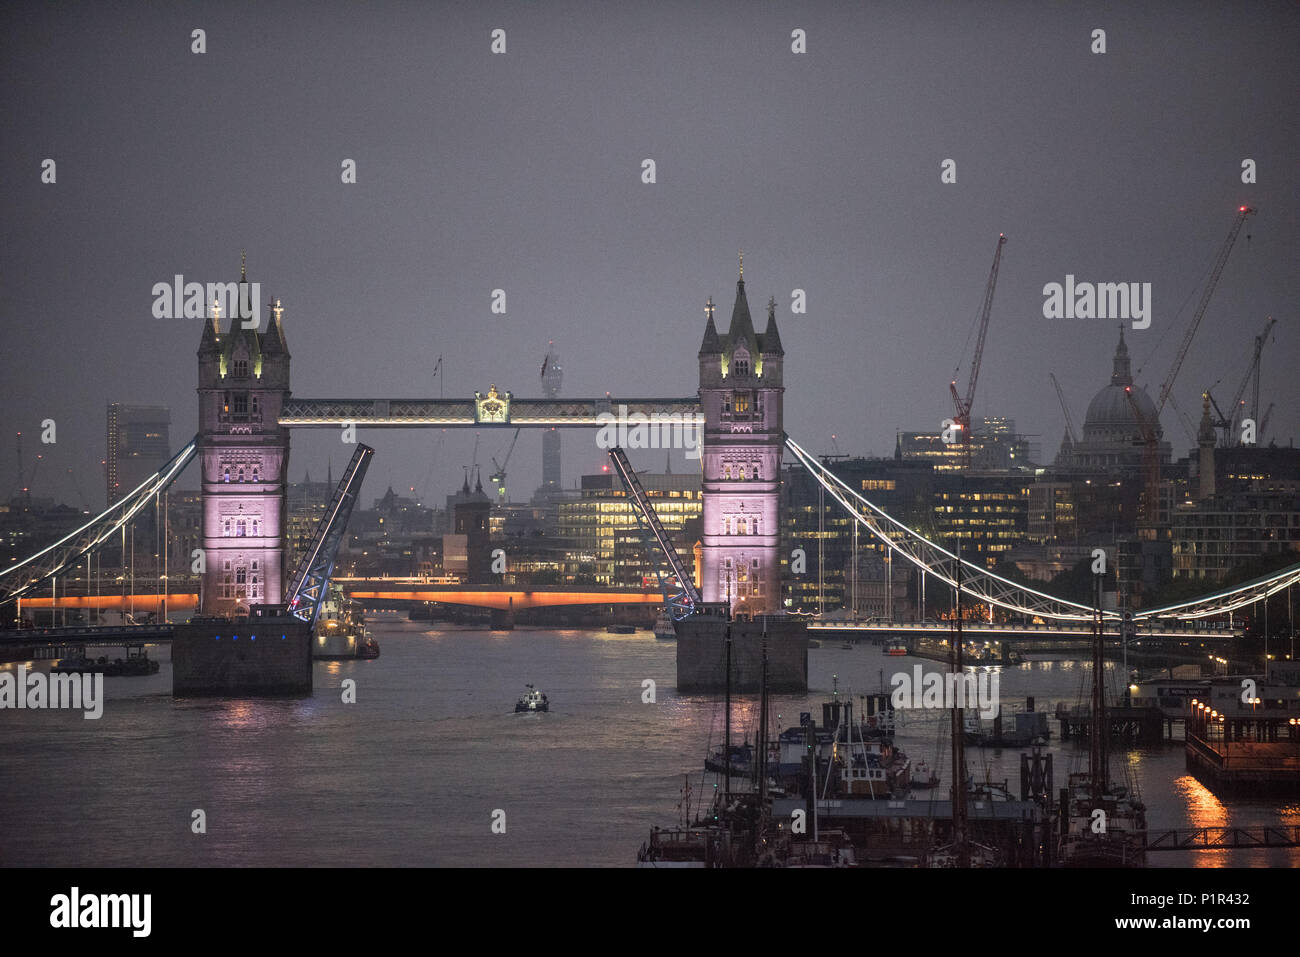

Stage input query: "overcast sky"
[{"left": 2, "top": 1, "right": 1296, "bottom": 510}]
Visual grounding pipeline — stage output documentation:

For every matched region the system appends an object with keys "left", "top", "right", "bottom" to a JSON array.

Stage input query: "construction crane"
[
  {"left": 1258, "top": 402, "right": 1275, "bottom": 444},
  {"left": 1225, "top": 316, "right": 1276, "bottom": 445},
  {"left": 490, "top": 428, "right": 521, "bottom": 501},
  {"left": 1128, "top": 205, "right": 1256, "bottom": 522},
  {"left": 949, "top": 233, "right": 1007, "bottom": 466},
  {"left": 12, "top": 431, "right": 43, "bottom": 503},
  {"left": 1049, "top": 372, "right": 1078, "bottom": 446},
  {"left": 1204, "top": 387, "right": 1232, "bottom": 445}
]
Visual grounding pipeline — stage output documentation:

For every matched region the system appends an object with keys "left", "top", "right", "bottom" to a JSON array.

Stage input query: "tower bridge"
[{"left": 2, "top": 259, "right": 1297, "bottom": 673}]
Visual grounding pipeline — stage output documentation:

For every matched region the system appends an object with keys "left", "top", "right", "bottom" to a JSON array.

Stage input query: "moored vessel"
[{"left": 653, "top": 609, "right": 677, "bottom": 640}]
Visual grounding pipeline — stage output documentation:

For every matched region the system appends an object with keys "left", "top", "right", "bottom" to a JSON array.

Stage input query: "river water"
[{"left": 1, "top": 617, "right": 1296, "bottom": 867}]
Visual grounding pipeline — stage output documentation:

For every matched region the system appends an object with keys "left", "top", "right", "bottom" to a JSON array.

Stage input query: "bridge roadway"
[
  {"left": 279, "top": 396, "right": 701, "bottom": 427},
  {"left": 0, "top": 622, "right": 174, "bottom": 648},
  {"left": 807, "top": 619, "right": 1240, "bottom": 642}
]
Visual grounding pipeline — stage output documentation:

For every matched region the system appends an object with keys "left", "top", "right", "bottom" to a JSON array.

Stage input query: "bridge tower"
[
  {"left": 698, "top": 260, "right": 784, "bottom": 615},
  {"left": 196, "top": 263, "right": 292, "bottom": 615}
]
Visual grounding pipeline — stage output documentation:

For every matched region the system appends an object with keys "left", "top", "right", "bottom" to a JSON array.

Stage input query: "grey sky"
[{"left": 2, "top": 1, "right": 1296, "bottom": 509}]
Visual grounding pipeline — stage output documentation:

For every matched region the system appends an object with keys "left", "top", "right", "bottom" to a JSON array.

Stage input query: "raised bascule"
[{"left": 3, "top": 255, "right": 1299, "bottom": 697}]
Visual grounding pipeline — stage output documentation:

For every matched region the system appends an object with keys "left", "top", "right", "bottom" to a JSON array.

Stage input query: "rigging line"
[
  {"left": 786, "top": 435, "right": 1101, "bottom": 620},
  {"left": 1132, "top": 280, "right": 1198, "bottom": 382}
]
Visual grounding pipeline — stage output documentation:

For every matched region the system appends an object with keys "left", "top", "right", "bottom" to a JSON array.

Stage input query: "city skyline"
[{"left": 3, "top": 3, "right": 1297, "bottom": 508}]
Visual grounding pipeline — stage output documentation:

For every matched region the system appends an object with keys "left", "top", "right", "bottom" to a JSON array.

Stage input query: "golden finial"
[
  {"left": 739, "top": 250, "right": 743, "bottom": 279},
  {"left": 241, "top": 250, "right": 247, "bottom": 281},
  {"left": 272, "top": 298, "right": 284, "bottom": 322},
  {"left": 705, "top": 296, "right": 715, "bottom": 320},
  {"left": 211, "top": 298, "right": 222, "bottom": 321}
]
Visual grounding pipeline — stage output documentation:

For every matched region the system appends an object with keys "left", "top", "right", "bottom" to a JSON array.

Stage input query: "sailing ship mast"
[
  {"left": 1089, "top": 570, "right": 1107, "bottom": 800},
  {"left": 951, "top": 543, "right": 970, "bottom": 867},
  {"left": 724, "top": 621, "right": 732, "bottom": 802}
]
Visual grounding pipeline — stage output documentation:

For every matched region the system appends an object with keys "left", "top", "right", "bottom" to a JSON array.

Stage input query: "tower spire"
[
  {"left": 1110, "top": 324, "right": 1132, "bottom": 386},
  {"left": 241, "top": 249, "right": 247, "bottom": 282}
]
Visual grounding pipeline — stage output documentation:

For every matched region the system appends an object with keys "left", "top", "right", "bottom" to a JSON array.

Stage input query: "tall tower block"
[
  {"left": 540, "top": 342, "right": 563, "bottom": 494},
  {"left": 697, "top": 261, "right": 785, "bottom": 615},
  {"left": 196, "top": 266, "right": 292, "bottom": 615}
]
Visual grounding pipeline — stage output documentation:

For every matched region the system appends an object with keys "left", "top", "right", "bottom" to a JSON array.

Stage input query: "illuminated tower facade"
[
  {"left": 698, "top": 259, "right": 784, "bottom": 615},
  {"left": 196, "top": 262, "right": 292, "bottom": 615}
]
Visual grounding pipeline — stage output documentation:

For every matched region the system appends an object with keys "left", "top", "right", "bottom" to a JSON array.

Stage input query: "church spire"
[{"left": 1110, "top": 324, "right": 1133, "bottom": 386}]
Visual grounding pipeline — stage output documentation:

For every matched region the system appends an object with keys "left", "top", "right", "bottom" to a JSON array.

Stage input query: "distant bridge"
[
  {"left": 0, "top": 622, "right": 174, "bottom": 648},
  {"left": 807, "top": 619, "right": 1241, "bottom": 642},
  {"left": 339, "top": 581, "right": 665, "bottom": 611}
]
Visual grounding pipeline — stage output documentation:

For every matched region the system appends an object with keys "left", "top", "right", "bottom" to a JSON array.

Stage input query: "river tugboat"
[{"left": 515, "top": 684, "right": 549, "bottom": 713}]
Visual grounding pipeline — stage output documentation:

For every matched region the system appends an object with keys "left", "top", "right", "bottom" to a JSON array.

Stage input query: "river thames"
[{"left": 2, "top": 617, "right": 1296, "bottom": 867}]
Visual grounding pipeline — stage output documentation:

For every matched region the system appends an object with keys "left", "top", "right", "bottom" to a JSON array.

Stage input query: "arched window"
[
  {"left": 223, "top": 519, "right": 231, "bottom": 537},
  {"left": 236, "top": 520, "right": 246, "bottom": 537},
  {"left": 723, "top": 464, "right": 731, "bottom": 479},
  {"left": 738, "top": 466, "right": 745, "bottom": 480}
]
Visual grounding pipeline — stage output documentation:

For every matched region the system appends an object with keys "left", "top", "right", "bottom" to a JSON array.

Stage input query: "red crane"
[{"left": 950, "top": 233, "right": 1007, "bottom": 466}]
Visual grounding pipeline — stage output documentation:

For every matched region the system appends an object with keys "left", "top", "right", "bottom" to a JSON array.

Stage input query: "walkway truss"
[
  {"left": 0, "top": 436, "right": 199, "bottom": 608},
  {"left": 783, "top": 435, "right": 1300, "bottom": 624}
]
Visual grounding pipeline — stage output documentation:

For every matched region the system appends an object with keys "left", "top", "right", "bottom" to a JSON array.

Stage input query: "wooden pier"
[{"left": 1184, "top": 707, "right": 1300, "bottom": 793}]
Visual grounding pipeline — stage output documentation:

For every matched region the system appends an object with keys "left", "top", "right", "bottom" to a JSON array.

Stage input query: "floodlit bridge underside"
[
  {"left": 783, "top": 435, "right": 1300, "bottom": 625},
  {"left": 343, "top": 585, "right": 664, "bottom": 611}
]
